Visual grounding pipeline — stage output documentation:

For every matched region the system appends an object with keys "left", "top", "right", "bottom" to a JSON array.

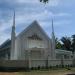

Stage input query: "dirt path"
[{"left": 0, "top": 72, "right": 18, "bottom": 75}]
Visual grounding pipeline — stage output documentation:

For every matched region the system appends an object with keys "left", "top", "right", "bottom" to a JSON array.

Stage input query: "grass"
[
  {"left": 16, "top": 68, "right": 75, "bottom": 75},
  {"left": 0, "top": 68, "right": 75, "bottom": 75}
]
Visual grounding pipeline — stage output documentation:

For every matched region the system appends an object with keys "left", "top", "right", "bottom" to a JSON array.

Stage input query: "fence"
[{"left": 0, "top": 59, "right": 74, "bottom": 71}]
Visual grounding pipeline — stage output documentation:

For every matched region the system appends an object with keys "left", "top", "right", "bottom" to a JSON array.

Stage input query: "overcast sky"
[{"left": 0, "top": 0, "right": 75, "bottom": 44}]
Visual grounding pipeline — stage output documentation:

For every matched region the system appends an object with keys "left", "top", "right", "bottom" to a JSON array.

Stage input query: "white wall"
[
  {"left": 28, "top": 40, "right": 47, "bottom": 48},
  {"left": 30, "top": 59, "right": 73, "bottom": 67}
]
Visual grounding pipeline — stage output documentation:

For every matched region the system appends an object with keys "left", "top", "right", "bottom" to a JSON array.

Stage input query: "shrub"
[
  {"left": 49, "top": 65, "right": 52, "bottom": 69},
  {"left": 38, "top": 66, "right": 40, "bottom": 70}
]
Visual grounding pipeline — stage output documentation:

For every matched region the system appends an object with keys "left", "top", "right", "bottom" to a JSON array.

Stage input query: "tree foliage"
[
  {"left": 40, "top": 0, "right": 49, "bottom": 3},
  {"left": 55, "top": 38, "right": 62, "bottom": 49},
  {"left": 71, "top": 35, "right": 75, "bottom": 52},
  {"left": 61, "top": 37, "right": 71, "bottom": 51},
  {"left": 55, "top": 35, "right": 75, "bottom": 52}
]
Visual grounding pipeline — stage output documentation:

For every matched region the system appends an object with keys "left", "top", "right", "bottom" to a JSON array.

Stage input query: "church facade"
[{"left": 0, "top": 14, "right": 73, "bottom": 68}]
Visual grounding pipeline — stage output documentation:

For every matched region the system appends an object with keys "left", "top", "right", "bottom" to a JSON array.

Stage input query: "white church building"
[{"left": 0, "top": 13, "right": 73, "bottom": 68}]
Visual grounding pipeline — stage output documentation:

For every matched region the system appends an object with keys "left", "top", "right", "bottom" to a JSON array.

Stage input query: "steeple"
[
  {"left": 51, "top": 19, "right": 56, "bottom": 59},
  {"left": 11, "top": 11, "right": 16, "bottom": 60},
  {"left": 13, "top": 11, "right": 15, "bottom": 27},
  {"left": 52, "top": 19, "right": 54, "bottom": 36}
]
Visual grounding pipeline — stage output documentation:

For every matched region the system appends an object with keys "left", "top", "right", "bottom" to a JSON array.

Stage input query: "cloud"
[
  {"left": 0, "top": 0, "right": 73, "bottom": 45},
  {"left": 0, "top": 19, "right": 12, "bottom": 31},
  {"left": 15, "top": 9, "right": 71, "bottom": 23},
  {"left": 0, "top": 32, "right": 10, "bottom": 44},
  {"left": 46, "top": 0, "right": 60, "bottom": 7},
  {"left": 16, "top": 0, "right": 39, "bottom": 3},
  {"left": 16, "top": 0, "right": 60, "bottom": 6},
  {"left": 0, "top": 0, "right": 60, "bottom": 11}
]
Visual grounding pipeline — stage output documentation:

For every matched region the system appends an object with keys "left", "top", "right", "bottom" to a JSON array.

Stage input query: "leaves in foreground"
[{"left": 40, "top": 0, "right": 49, "bottom": 4}]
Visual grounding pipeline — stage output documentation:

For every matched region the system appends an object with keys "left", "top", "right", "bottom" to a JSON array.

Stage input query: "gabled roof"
[
  {"left": 0, "top": 39, "right": 11, "bottom": 50},
  {"left": 0, "top": 39, "right": 11, "bottom": 48},
  {"left": 0, "top": 20, "right": 51, "bottom": 51},
  {"left": 17, "top": 20, "right": 50, "bottom": 40}
]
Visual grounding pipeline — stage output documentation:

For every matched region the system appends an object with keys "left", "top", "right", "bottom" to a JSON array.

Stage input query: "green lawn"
[
  {"left": 0, "top": 68, "right": 75, "bottom": 75},
  {"left": 17, "top": 68, "right": 75, "bottom": 75}
]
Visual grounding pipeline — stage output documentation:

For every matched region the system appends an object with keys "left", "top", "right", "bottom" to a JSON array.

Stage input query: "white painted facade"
[{"left": 11, "top": 20, "right": 73, "bottom": 68}]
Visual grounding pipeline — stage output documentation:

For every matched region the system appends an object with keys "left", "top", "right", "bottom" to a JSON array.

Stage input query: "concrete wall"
[
  {"left": 0, "top": 59, "right": 73, "bottom": 68},
  {"left": 0, "top": 60, "right": 29, "bottom": 68}
]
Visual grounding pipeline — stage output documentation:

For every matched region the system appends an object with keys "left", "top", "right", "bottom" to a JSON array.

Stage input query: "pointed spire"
[
  {"left": 13, "top": 11, "right": 15, "bottom": 27},
  {"left": 51, "top": 18, "right": 56, "bottom": 59},
  {"left": 52, "top": 19, "right": 54, "bottom": 34},
  {"left": 52, "top": 19, "right": 55, "bottom": 41},
  {"left": 11, "top": 11, "right": 16, "bottom": 60}
]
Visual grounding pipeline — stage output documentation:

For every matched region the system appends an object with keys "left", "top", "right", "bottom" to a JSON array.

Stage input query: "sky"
[{"left": 0, "top": 0, "right": 75, "bottom": 45}]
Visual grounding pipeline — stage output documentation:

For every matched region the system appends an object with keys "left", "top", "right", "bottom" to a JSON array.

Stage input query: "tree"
[
  {"left": 55, "top": 38, "right": 62, "bottom": 49},
  {"left": 71, "top": 35, "right": 75, "bottom": 52},
  {"left": 40, "top": 0, "right": 49, "bottom": 3},
  {"left": 61, "top": 37, "right": 71, "bottom": 51}
]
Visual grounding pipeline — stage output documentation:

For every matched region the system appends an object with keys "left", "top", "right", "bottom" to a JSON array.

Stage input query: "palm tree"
[{"left": 61, "top": 37, "right": 71, "bottom": 51}]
